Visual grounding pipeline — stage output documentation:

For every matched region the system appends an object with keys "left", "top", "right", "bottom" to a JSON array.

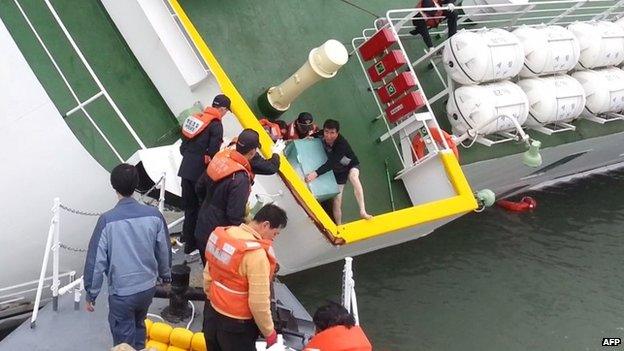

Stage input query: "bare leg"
[
  {"left": 349, "top": 168, "right": 372, "bottom": 220},
  {"left": 333, "top": 185, "right": 345, "bottom": 225}
]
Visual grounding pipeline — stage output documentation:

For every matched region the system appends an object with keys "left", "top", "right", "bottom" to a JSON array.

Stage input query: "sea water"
[{"left": 284, "top": 170, "right": 624, "bottom": 350}]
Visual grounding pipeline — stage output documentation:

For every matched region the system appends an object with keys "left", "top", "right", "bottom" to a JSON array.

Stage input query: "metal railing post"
[
  {"left": 51, "top": 198, "right": 61, "bottom": 312},
  {"left": 31, "top": 197, "right": 60, "bottom": 328},
  {"left": 158, "top": 173, "right": 167, "bottom": 214}
]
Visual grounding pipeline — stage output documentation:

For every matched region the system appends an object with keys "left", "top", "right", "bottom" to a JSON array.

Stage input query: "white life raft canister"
[
  {"left": 447, "top": 80, "right": 529, "bottom": 135},
  {"left": 517, "top": 75, "right": 586, "bottom": 127},
  {"left": 461, "top": 0, "right": 530, "bottom": 22},
  {"left": 513, "top": 25, "right": 580, "bottom": 77},
  {"left": 571, "top": 67, "right": 624, "bottom": 114},
  {"left": 567, "top": 21, "right": 624, "bottom": 69},
  {"left": 443, "top": 28, "right": 525, "bottom": 85}
]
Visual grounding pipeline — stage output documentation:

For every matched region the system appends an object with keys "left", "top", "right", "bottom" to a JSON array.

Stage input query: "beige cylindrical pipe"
[{"left": 266, "top": 39, "right": 349, "bottom": 112}]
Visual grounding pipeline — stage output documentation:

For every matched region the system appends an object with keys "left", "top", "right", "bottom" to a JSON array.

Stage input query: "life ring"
[
  {"left": 497, "top": 196, "right": 537, "bottom": 212},
  {"left": 412, "top": 127, "right": 459, "bottom": 160}
]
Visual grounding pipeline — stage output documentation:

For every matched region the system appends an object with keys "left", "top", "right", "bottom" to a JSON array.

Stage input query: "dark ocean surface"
[{"left": 283, "top": 170, "right": 624, "bottom": 350}]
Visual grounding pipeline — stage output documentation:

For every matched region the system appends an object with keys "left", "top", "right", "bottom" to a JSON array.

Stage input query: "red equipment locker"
[
  {"left": 359, "top": 28, "right": 397, "bottom": 61},
  {"left": 377, "top": 72, "right": 416, "bottom": 104},
  {"left": 385, "top": 92, "right": 425, "bottom": 123},
  {"left": 367, "top": 50, "right": 406, "bottom": 82}
]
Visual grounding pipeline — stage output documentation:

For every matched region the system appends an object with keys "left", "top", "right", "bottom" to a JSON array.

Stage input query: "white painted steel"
[
  {"left": 513, "top": 25, "right": 580, "bottom": 77},
  {"left": 517, "top": 75, "right": 586, "bottom": 126},
  {"left": 443, "top": 28, "right": 525, "bottom": 85},
  {"left": 567, "top": 21, "right": 624, "bottom": 69},
  {"left": 43, "top": 0, "right": 147, "bottom": 150},
  {"left": 572, "top": 67, "right": 624, "bottom": 114},
  {"left": 461, "top": 0, "right": 530, "bottom": 22},
  {"left": 447, "top": 80, "right": 529, "bottom": 135}
]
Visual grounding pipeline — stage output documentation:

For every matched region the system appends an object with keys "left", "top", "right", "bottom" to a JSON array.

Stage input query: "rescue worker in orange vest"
[
  {"left": 203, "top": 204, "right": 288, "bottom": 351},
  {"left": 285, "top": 112, "right": 318, "bottom": 140},
  {"left": 410, "top": 0, "right": 457, "bottom": 49},
  {"left": 178, "top": 94, "right": 230, "bottom": 254},
  {"left": 304, "top": 301, "right": 372, "bottom": 351},
  {"left": 259, "top": 118, "right": 287, "bottom": 142},
  {"left": 194, "top": 129, "right": 261, "bottom": 266}
]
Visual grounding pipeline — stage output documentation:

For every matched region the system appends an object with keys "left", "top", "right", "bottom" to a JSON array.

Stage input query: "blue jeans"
[{"left": 108, "top": 287, "right": 155, "bottom": 349}]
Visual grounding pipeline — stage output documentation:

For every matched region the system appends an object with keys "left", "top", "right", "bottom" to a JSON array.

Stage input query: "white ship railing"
[
  {"left": 30, "top": 174, "right": 169, "bottom": 328},
  {"left": 341, "top": 257, "right": 360, "bottom": 325}
]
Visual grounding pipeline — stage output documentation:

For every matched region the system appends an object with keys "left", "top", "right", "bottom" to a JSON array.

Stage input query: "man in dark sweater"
[
  {"left": 305, "top": 119, "right": 372, "bottom": 224},
  {"left": 178, "top": 94, "right": 230, "bottom": 253},
  {"left": 410, "top": 0, "right": 457, "bottom": 49}
]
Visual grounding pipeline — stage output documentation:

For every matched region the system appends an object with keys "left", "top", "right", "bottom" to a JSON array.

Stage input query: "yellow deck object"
[
  {"left": 167, "top": 346, "right": 188, "bottom": 351},
  {"left": 191, "top": 332, "right": 207, "bottom": 351},
  {"left": 168, "top": 0, "right": 478, "bottom": 244},
  {"left": 150, "top": 322, "right": 173, "bottom": 344},
  {"left": 169, "top": 328, "right": 194, "bottom": 349},
  {"left": 146, "top": 340, "right": 169, "bottom": 351}
]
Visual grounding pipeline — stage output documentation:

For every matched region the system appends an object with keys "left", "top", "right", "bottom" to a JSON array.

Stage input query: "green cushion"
[{"left": 285, "top": 139, "right": 339, "bottom": 202}]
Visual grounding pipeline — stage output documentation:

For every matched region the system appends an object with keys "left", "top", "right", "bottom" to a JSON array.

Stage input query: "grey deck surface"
[{"left": 0, "top": 251, "right": 313, "bottom": 350}]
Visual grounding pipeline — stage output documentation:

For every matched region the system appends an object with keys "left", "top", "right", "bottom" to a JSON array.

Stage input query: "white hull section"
[{"left": 0, "top": 19, "right": 117, "bottom": 314}]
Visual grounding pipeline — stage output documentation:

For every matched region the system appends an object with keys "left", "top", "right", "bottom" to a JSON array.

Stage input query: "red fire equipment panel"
[
  {"left": 385, "top": 92, "right": 425, "bottom": 123},
  {"left": 359, "top": 28, "right": 397, "bottom": 61},
  {"left": 367, "top": 50, "right": 406, "bottom": 82},
  {"left": 377, "top": 72, "right": 416, "bottom": 104}
]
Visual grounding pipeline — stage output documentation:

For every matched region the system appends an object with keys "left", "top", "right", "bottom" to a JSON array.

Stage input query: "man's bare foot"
[{"left": 360, "top": 212, "right": 373, "bottom": 220}]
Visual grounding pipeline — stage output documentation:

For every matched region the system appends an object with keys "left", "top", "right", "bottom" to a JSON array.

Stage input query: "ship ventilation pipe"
[
  {"left": 453, "top": 114, "right": 542, "bottom": 167},
  {"left": 258, "top": 39, "right": 348, "bottom": 119}
]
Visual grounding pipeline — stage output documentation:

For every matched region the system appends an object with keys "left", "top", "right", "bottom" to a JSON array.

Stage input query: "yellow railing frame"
[{"left": 169, "top": 0, "right": 477, "bottom": 243}]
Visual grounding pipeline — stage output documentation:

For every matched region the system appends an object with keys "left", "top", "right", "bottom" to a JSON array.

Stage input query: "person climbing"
[
  {"left": 305, "top": 119, "right": 372, "bottom": 224},
  {"left": 410, "top": 0, "right": 458, "bottom": 49},
  {"left": 178, "top": 94, "right": 230, "bottom": 254}
]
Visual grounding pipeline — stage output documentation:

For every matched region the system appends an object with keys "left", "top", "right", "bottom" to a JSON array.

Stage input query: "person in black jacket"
[
  {"left": 305, "top": 119, "right": 372, "bottom": 224},
  {"left": 178, "top": 94, "right": 230, "bottom": 254},
  {"left": 410, "top": 0, "right": 457, "bottom": 49},
  {"left": 194, "top": 129, "right": 281, "bottom": 265}
]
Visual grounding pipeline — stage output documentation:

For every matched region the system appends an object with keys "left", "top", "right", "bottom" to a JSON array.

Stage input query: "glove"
[
  {"left": 266, "top": 330, "right": 278, "bottom": 347},
  {"left": 271, "top": 139, "right": 286, "bottom": 155}
]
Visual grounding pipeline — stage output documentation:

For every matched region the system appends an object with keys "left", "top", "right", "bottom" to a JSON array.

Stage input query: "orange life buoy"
[
  {"left": 497, "top": 196, "right": 537, "bottom": 212},
  {"left": 412, "top": 127, "right": 459, "bottom": 160}
]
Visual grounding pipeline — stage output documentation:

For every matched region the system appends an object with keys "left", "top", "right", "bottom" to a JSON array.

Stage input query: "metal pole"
[
  {"left": 158, "top": 173, "right": 166, "bottom": 214},
  {"left": 342, "top": 257, "right": 353, "bottom": 312},
  {"left": 52, "top": 198, "right": 60, "bottom": 312},
  {"left": 31, "top": 198, "right": 59, "bottom": 328}
]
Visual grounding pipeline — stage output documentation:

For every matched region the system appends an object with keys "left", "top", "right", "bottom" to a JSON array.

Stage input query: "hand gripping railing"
[
  {"left": 341, "top": 257, "right": 360, "bottom": 325},
  {"left": 30, "top": 174, "right": 169, "bottom": 328}
]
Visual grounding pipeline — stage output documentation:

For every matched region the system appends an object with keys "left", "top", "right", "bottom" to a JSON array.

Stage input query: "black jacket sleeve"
[
  {"left": 205, "top": 121, "right": 223, "bottom": 158},
  {"left": 225, "top": 172, "right": 250, "bottom": 226},
  {"left": 250, "top": 153, "right": 280, "bottom": 175},
  {"left": 195, "top": 172, "right": 212, "bottom": 204}
]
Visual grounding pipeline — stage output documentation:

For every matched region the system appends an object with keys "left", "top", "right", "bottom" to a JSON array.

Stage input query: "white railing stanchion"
[
  {"left": 158, "top": 172, "right": 167, "bottom": 214},
  {"left": 51, "top": 198, "right": 61, "bottom": 312},
  {"left": 31, "top": 198, "right": 60, "bottom": 328},
  {"left": 74, "top": 279, "right": 84, "bottom": 311},
  {"left": 341, "top": 257, "right": 360, "bottom": 324}
]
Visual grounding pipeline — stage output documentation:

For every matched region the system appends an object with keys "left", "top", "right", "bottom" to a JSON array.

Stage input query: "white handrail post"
[
  {"left": 31, "top": 197, "right": 60, "bottom": 328},
  {"left": 51, "top": 198, "right": 61, "bottom": 312},
  {"left": 74, "top": 278, "right": 84, "bottom": 311},
  {"left": 158, "top": 172, "right": 166, "bottom": 214},
  {"left": 351, "top": 286, "right": 360, "bottom": 326},
  {"left": 342, "top": 257, "right": 353, "bottom": 313}
]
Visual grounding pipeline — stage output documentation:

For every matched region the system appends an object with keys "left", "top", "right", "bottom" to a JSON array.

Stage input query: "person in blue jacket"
[{"left": 83, "top": 163, "right": 171, "bottom": 349}]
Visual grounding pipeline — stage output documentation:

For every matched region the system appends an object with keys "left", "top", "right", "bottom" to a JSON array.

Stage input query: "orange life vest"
[
  {"left": 285, "top": 121, "right": 317, "bottom": 140},
  {"left": 205, "top": 226, "right": 277, "bottom": 319},
  {"left": 259, "top": 118, "right": 283, "bottom": 141},
  {"left": 181, "top": 107, "right": 222, "bottom": 139},
  {"left": 304, "top": 325, "right": 372, "bottom": 351},
  {"left": 420, "top": 0, "right": 444, "bottom": 28},
  {"left": 206, "top": 149, "right": 255, "bottom": 183}
]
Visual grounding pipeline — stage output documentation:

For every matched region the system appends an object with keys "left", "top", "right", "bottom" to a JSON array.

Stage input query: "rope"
[
  {"left": 58, "top": 242, "right": 87, "bottom": 253},
  {"left": 338, "top": 0, "right": 380, "bottom": 18},
  {"left": 59, "top": 204, "right": 102, "bottom": 217}
]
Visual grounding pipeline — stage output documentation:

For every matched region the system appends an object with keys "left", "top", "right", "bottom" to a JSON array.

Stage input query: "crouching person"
[
  {"left": 83, "top": 164, "right": 172, "bottom": 349},
  {"left": 203, "top": 204, "right": 288, "bottom": 350},
  {"left": 305, "top": 301, "right": 372, "bottom": 351}
]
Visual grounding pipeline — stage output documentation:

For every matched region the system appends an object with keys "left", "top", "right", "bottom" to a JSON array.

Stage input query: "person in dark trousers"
[
  {"left": 203, "top": 204, "right": 288, "bottom": 351},
  {"left": 83, "top": 164, "right": 171, "bottom": 349},
  {"left": 194, "top": 129, "right": 262, "bottom": 265},
  {"left": 410, "top": 0, "right": 458, "bottom": 49},
  {"left": 304, "top": 302, "right": 372, "bottom": 351},
  {"left": 305, "top": 119, "right": 372, "bottom": 224},
  {"left": 178, "top": 94, "right": 231, "bottom": 254}
]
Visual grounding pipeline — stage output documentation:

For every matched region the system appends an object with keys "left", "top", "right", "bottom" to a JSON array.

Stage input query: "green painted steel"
[{"left": 0, "top": 0, "right": 179, "bottom": 170}]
